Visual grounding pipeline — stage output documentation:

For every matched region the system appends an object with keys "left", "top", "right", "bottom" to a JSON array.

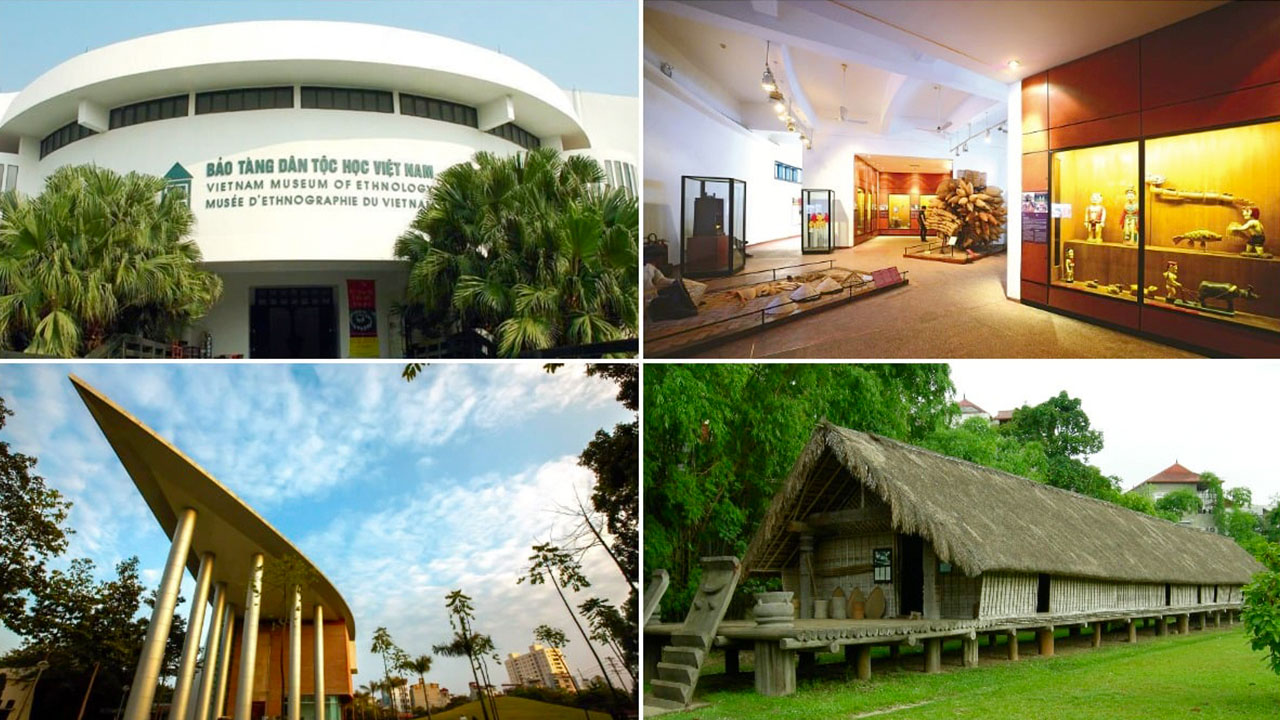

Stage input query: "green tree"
[
  {"left": 397, "top": 653, "right": 435, "bottom": 720},
  {"left": 920, "top": 416, "right": 1048, "bottom": 479},
  {"left": 434, "top": 590, "right": 500, "bottom": 720},
  {"left": 394, "top": 149, "right": 637, "bottom": 356},
  {"left": 1, "top": 557, "right": 149, "bottom": 719},
  {"left": 0, "top": 164, "right": 222, "bottom": 356},
  {"left": 0, "top": 397, "right": 72, "bottom": 631},
  {"left": 999, "top": 391, "right": 1104, "bottom": 461},
  {"left": 520, "top": 544, "right": 625, "bottom": 717},
  {"left": 1228, "top": 486, "right": 1254, "bottom": 508},
  {"left": 1243, "top": 542, "right": 1280, "bottom": 675},
  {"left": 533, "top": 624, "right": 569, "bottom": 651},
  {"left": 644, "top": 363, "right": 954, "bottom": 619},
  {"left": 1156, "top": 489, "right": 1203, "bottom": 517},
  {"left": 261, "top": 553, "right": 317, "bottom": 716},
  {"left": 370, "top": 627, "right": 402, "bottom": 717}
]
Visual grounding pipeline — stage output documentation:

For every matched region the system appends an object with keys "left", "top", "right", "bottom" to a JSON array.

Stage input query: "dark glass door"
[{"left": 250, "top": 287, "right": 339, "bottom": 359}]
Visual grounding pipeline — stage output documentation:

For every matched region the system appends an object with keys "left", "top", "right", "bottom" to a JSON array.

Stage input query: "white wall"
[
  {"left": 802, "top": 129, "right": 1007, "bottom": 247},
  {"left": 568, "top": 90, "right": 639, "bottom": 170},
  {"left": 23, "top": 107, "right": 528, "bottom": 263},
  {"left": 644, "top": 76, "right": 803, "bottom": 264},
  {"left": 194, "top": 263, "right": 407, "bottom": 358},
  {"left": 1005, "top": 81, "right": 1023, "bottom": 299}
]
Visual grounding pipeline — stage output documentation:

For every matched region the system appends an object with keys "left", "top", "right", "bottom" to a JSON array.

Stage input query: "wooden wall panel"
[
  {"left": 1022, "top": 73, "right": 1049, "bottom": 134},
  {"left": 1141, "top": 82, "right": 1280, "bottom": 138},
  {"left": 1140, "top": 303, "right": 1280, "bottom": 357},
  {"left": 877, "top": 171, "right": 948, "bottom": 234},
  {"left": 1047, "top": 40, "right": 1140, "bottom": 127},
  {"left": 1047, "top": 286, "right": 1140, "bottom": 330},
  {"left": 1021, "top": 279, "right": 1048, "bottom": 304},
  {"left": 1048, "top": 112, "right": 1141, "bottom": 150},
  {"left": 1021, "top": 243, "right": 1048, "bottom": 284},
  {"left": 1141, "top": 1, "right": 1280, "bottom": 110},
  {"left": 1022, "top": 151, "right": 1048, "bottom": 192},
  {"left": 1023, "top": 130, "right": 1048, "bottom": 154}
]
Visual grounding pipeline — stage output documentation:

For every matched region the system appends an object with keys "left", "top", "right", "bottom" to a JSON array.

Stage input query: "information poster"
[
  {"left": 346, "top": 279, "right": 379, "bottom": 358},
  {"left": 1021, "top": 192, "right": 1049, "bottom": 244}
]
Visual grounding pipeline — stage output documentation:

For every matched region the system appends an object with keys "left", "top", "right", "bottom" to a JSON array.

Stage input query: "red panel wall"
[
  {"left": 1140, "top": 1, "right": 1280, "bottom": 111},
  {"left": 1021, "top": 72, "right": 1049, "bottom": 134},
  {"left": 1047, "top": 40, "right": 1140, "bottom": 128}
]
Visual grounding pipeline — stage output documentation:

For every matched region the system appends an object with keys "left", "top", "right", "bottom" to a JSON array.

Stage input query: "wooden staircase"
[{"left": 646, "top": 556, "right": 741, "bottom": 711}]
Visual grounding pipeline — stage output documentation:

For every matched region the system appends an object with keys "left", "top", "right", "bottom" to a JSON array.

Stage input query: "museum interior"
[{"left": 643, "top": 0, "right": 1280, "bottom": 358}]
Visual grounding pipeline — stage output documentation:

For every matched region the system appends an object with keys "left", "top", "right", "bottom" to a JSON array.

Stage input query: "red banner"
[{"left": 346, "top": 279, "right": 378, "bottom": 357}]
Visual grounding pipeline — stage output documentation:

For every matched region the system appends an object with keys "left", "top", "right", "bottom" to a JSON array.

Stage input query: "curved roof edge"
[
  {"left": 2, "top": 21, "right": 588, "bottom": 147},
  {"left": 70, "top": 374, "right": 357, "bottom": 642}
]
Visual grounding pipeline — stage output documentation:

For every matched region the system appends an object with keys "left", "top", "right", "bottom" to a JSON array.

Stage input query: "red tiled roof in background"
[
  {"left": 1142, "top": 462, "right": 1201, "bottom": 485},
  {"left": 958, "top": 398, "right": 986, "bottom": 414}
]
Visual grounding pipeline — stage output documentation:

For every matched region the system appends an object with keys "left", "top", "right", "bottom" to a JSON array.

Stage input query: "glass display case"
[
  {"left": 888, "top": 193, "right": 910, "bottom": 229},
  {"left": 1144, "top": 121, "right": 1280, "bottom": 334},
  {"left": 1050, "top": 141, "right": 1140, "bottom": 301},
  {"left": 801, "top": 188, "right": 834, "bottom": 253},
  {"left": 680, "top": 175, "right": 746, "bottom": 277},
  {"left": 855, "top": 187, "right": 867, "bottom": 235}
]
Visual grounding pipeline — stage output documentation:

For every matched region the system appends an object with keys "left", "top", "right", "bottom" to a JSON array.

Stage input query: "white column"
[
  {"left": 172, "top": 552, "right": 215, "bottom": 720},
  {"left": 313, "top": 605, "right": 325, "bottom": 720},
  {"left": 124, "top": 507, "right": 197, "bottom": 720},
  {"left": 213, "top": 602, "right": 236, "bottom": 720},
  {"left": 191, "top": 582, "right": 227, "bottom": 720},
  {"left": 288, "top": 585, "right": 302, "bottom": 720},
  {"left": 234, "top": 554, "right": 264, "bottom": 720}
]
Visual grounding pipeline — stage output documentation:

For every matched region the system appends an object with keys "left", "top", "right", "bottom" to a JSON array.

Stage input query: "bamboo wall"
[
  {"left": 938, "top": 570, "right": 982, "bottom": 619},
  {"left": 814, "top": 531, "right": 898, "bottom": 618},
  {"left": 979, "top": 572, "right": 1243, "bottom": 619}
]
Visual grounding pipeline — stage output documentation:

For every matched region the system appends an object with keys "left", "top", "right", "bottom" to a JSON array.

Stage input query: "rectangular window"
[
  {"left": 5, "top": 165, "right": 17, "bottom": 192},
  {"left": 109, "top": 94, "right": 189, "bottom": 129},
  {"left": 196, "top": 87, "right": 293, "bottom": 115},
  {"left": 774, "top": 161, "right": 802, "bottom": 183},
  {"left": 301, "top": 86, "right": 392, "bottom": 113},
  {"left": 872, "top": 548, "right": 892, "bottom": 583},
  {"left": 39, "top": 121, "right": 96, "bottom": 159},
  {"left": 399, "top": 93, "right": 478, "bottom": 128},
  {"left": 488, "top": 122, "right": 540, "bottom": 150}
]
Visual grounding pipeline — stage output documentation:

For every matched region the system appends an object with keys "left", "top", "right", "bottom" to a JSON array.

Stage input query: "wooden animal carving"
[
  {"left": 1197, "top": 281, "right": 1258, "bottom": 312},
  {"left": 1172, "top": 230, "right": 1223, "bottom": 249}
]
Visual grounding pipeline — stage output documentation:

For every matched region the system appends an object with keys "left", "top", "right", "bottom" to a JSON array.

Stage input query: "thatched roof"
[{"left": 743, "top": 422, "right": 1263, "bottom": 585}]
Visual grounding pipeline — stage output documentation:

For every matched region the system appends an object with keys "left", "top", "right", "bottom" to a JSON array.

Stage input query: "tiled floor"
[{"left": 676, "top": 235, "right": 1199, "bottom": 359}]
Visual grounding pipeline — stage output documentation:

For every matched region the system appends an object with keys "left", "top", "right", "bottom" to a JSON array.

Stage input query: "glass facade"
[
  {"left": 39, "top": 121, "right": 96, "bottom": 159},
  {"left": 110, "top": 94, "right": 189, "bottom": 129},
  {"left": 300, "top": 86, "right": 393, "bottom": 113},
  {"left": 196, "top": 87, "right": 294, "bottom": 115}
]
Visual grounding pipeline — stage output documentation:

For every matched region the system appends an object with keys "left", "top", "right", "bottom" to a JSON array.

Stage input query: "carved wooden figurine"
[
  {"left": 1228, "top": 205, "right": 1271, "bottom": 258},
  {"left": 1085, "top": 192, "right": 1106, "bottom": 242},
  {"left": 1120, "top": 188, "right": 1139, "bottom": 244},
  {"left": 1064, "top": 248, "right": 1075, "bottom": 283},
  {"left": 1163, "top": 261, "right": 1182, "bottom": 301}
]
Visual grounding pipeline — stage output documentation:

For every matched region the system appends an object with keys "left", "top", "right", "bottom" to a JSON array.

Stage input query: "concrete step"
[
  {"left": 644, "top": 695, "right": 685, "bottom": 711},
  {"left": 656, "top": 660, "right": 698, "bottom": 685},
  {"left": 670, "top": 632, "right": 709, "bottom": 651},
  {"left": 661, "top": 645, "right": 703, "bottom": 667},
  {"left": 650, "top": 678, "right": 692, "bottom": 706}
]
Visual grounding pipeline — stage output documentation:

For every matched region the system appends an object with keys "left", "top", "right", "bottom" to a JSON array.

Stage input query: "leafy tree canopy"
[
  {"left": 1000, "top": 390, "right": 1103, "bottom": 461},
  {"left": 1243, "top": 543, "right": 1280, "bottom": 676},
  {"left": 1156, "top": 488, "right": 1203, "bottom": 517},
  {"left": 0, "top": 397, "right": 72, "bottom": 631},
  {"left": 0, "top": 164, "right": 222, "bottom": 356}
]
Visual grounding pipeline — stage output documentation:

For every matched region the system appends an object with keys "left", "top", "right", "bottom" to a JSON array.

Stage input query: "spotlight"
[
  {"left": 770, "top": 89, "right": 785, "bottom": 113},
  {"left": 963, "top": 142, "right": 969, "bottom": 153},
  {"left": 762, "top": 40, "right": 777, "bottom": 92},
  {"left": 984, "top": 129, "right": 991, "bottom": 144},
  {"left": 1007, "top": 59, "right": 1021, "bottom": 69}
]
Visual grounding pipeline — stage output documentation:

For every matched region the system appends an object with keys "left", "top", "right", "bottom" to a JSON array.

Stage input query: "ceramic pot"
[
  {"left": 813, "top": 598, "right": 829, "bottom": 619},
  {"left": 830, "top": 597, "right": 847, "bottom": 620},
  {"left": 753, "top": 591, "right": 795, "bottom": 626}
]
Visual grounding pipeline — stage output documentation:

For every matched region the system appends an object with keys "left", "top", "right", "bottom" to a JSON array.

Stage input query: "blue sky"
[
  {"left": 0, "top": 0, "right": 638, "bottom": 95},
  {"left": 0, "top": 362, "right": 633, "bottom": 696}
]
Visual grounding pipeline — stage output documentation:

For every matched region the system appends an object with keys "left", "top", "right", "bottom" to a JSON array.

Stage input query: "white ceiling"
[{"left": 647, "top": 0, "right": 1224, "bottom": 144}]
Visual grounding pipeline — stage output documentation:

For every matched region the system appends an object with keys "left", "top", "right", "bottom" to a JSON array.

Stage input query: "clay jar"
[{"left": 753, "top": 591, "right": 795, "bottom": 626}]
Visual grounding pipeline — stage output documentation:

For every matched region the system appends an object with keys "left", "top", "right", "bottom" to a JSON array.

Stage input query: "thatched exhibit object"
[
  {"left": 865, "top": 585, "right": 886, "bottom": 619},
  {"left": 927, "top": 177, "right": 1008, "bottom": 250}
]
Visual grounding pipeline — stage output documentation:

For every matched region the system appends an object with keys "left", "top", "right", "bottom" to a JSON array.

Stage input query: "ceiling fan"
[
  {"left": 916, "top": 84, "right": 952, "bottom": 134},
  {"left": 836, "top": 64, "right": 869, "bottom": 124}
]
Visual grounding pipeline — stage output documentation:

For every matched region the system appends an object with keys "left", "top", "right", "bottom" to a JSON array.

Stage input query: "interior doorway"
[{"left": 250, "top": 286, "right": 339, "bottom": 359}]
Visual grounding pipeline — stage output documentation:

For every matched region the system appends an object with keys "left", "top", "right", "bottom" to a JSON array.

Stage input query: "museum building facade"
[{"left": 0, "top": 21, "right": 637, "bottom": 358}]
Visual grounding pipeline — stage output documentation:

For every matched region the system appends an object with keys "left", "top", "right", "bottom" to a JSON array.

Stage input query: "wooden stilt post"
[
  {"left": 1213, "top": 611, "right": 1221, "bottom": 628},
  {"left": 1037, "top": 627, "right": 1054, "bottom": 657},
  {"left": 1196, "top": 612, "right": 1206, "bottom": 631},
  {"left": 725, "top": 648, "right": 740, "bottom": 675},
  {"left": 1155, "top": 616, "right": 1167, "bottom": 636},
  {"left": 1178, "top": 614, "right": 1190, "bottom": 635},
  {"left": 855, "top": 645, "right": 872, "bottom": 680},
  {"left": 924, "top": 638, "right": 942, "bottom": 673},
  {"left": 963, "top": 637, "right": 979, "bottom": 668},
  {"left": 1007, "top": 631, "right": 1019, "bottom": 661},
  {"left": 754, "top": 641, "right": 796, "bottom": 697},
  {"left": 1091, "top": 623, "right": 1103, "bottom": 648}
]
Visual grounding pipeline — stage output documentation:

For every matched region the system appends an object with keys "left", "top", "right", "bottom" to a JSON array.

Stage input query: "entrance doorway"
[
  {"left": 897, "top": 534, "right": 924, "bottom": 617},
  {"left": 1037, "top": 573, "right": 1051, "bottom": 613},
  {"left": 250, "top": 286, "right": 339, "bottom": 358}
]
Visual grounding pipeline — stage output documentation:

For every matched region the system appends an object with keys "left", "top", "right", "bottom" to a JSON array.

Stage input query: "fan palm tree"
[
  {"left": 397, "top": 654, "right": 435, "bottom": 720},
  {"left": 0, "top": 164, "right": 222, "bottom": 356},
  {"left": 394, "top": 148, "right": 637, "bottom": 357}
]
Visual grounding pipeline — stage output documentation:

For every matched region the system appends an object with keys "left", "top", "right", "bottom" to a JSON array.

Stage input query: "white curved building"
[{"left": 0, "top": 21, "right": 637, "bottom": 358}]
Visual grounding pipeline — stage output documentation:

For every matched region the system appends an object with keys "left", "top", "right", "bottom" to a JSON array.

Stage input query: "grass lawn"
[
  {"left": 417, "top": 695, "right": 610, "bottom": 720},
  {"left": 659, "top": 626, "right": 1279, "bottom": 719}
]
